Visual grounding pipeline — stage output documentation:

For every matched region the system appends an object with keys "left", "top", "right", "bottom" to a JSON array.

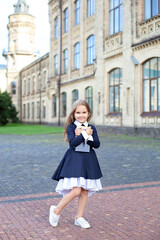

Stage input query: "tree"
[{"left": 0, "top": 91, "right": 19, "bottom": 125}]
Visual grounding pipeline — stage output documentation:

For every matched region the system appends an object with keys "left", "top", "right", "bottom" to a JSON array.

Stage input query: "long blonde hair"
[{"left": 64, "top": 99, "right": 92, "bottom": 142}]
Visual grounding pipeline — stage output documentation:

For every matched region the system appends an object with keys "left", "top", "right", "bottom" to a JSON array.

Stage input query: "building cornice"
[{"left": 132, "top": 35, "right": 160, "bottom": 51}]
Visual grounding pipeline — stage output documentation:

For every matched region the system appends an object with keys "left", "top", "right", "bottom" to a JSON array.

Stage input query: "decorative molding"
[
  {"left": 105, "top": 32, "right": 123, "bottom": 53},
  {"left": 84, "top": 64, "right": 94, "bottom": 76},
  {"left": 132, "top": 36, "right": 160, "bottom": 51},
  {"left": 86, "top": 15, "right": 95, "bottom": 32},
  {"left": 72, "top": 25, "right": 80, "bottom": 39},
  {"left": 105, "top": 52, "right": 123, "bottom": 61}
]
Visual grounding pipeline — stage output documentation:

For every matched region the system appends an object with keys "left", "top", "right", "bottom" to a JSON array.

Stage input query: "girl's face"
[{"left": 74, "top": 105, "right": 89, "bottom": 123}]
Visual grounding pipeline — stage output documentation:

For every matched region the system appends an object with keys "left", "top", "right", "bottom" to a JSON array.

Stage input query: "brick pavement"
[
  {"left": 0, "top": 134, "right": 160, "bottom": 239},
  {"left": 0, "top": 182, "right": 160, "bottom": 240}
]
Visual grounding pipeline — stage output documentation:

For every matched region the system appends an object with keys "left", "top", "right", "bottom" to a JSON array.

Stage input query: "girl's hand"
[
  {"left": 86, "top": 126, "right": 93, "bottom": 135},
  {"left": 75, "top": 128, "right": 83, "bottom": 136}
]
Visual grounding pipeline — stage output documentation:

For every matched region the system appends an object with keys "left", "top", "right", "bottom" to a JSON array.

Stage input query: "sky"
[{"left": 0, "top": 0, "right": 50, "bottom": 65}]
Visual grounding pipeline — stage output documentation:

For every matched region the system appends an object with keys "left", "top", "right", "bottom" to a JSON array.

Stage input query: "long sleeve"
[
  {"left": 87, "top": 125, "right": 100, "bottom": 149},
  {"left": 67, "top": 124, "right": 84, "bottom": 148}
]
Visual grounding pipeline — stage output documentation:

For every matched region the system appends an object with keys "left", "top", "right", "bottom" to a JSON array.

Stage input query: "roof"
[{"left": 13, "top": 0, "right": 29, "bottom": 14}]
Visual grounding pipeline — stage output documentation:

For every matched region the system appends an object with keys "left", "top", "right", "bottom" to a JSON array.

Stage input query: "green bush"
[{"left": 0, "top": 91, "right": 19, "bottom": 125}]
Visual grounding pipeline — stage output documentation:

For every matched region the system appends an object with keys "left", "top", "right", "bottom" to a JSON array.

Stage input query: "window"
[
  {"left": 109, "top": 68, "right": 122, "bottom": 113},
  {"left": 63, "top": 49, "right": 68, "bottom": 73},
  {"left": 72, "top": 89, "right": 79, "bottom": 104},
  {"left": 85, "top": 86, "right": 93, "bottom": 113},
  {"left": 43, "top": 71, "right": 47, "bottom": 88},
  {"left": 145, "top": 0, "right": 160, "bottom": 19},
  {"left": 27, "top": 103, "right": 30, "bottom": 119},
  {"left": 52, "top": 94, "right": 57, "bottom": 117},
  {"left": 23, "top": 104, "right": 26, "bottom": 119},
  {"left": 74, "top": 43, "right": 80, "bottom": 69},
  {"left": 11, "top": 81, "right": 16, "bottom": 95},
  {"left": 62, "top": 92, "right": 67, "bottom": 117},
  {"left": 37, "top": 74, "right": 41, "bottom": 91},
  {"left": 64, "top": 8, "right": 68, "bottom": 33},
  {"left": 32, "top": 76, "right": 35, "bottom": 93},
  {"left": 28, "top": 78, "right": 30, "bottom": 94},
  {"left": 109, "top": 0, "right": 123, "bottom": 35},
  {"left": 55, "top": 17, "right": 58, "bottom": 39},
  {"left": 143, "top": 58, "right": 160, "bottom": 112},
  {"left": 24, "top": 80, "right": 26, "bottom": 95},
  {"left": 37, "top": 101, "right": 40, "bottom": 118},
  {"left": 54, "top": 54, "right": 58, "bottom": 76},
  {"left": 32, "top": 102, "right": 34, "bottom": 119},
  {"left": 42, "top": 100, "right": 46, "bottom": 118},
  {"left": 87, "top": 0, "right": 95, "bottom": 17},
  {"left": 87, "top": 35, "right": 95, "bottom": 65},
  {"left": 75, "top": 0, "right": 80, "bottom": 25}
]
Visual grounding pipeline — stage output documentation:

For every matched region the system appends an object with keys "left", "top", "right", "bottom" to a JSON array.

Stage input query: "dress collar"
[{"left": 74, "top": 120, "right": 88, "bottom": 127}]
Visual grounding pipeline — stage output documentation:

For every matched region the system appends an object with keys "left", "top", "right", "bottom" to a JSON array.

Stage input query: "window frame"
[
  {"left": 54, "top": 16, "right": 58, "bottom": 39},
  {"left": 54, "top": 54, "right": 58, "bottom": 76},
  {"left": 142, "top": 57, "right": 160, "bottom": 113},
  {"left": 74, "top": 42, "right": 80, "bottom": 69},
  {"left": 75, "top": 0, "right": 80, "bottom": 25},
  {"left": 61, "top": 92, "right": 67, "bottom": 117},
  {"left": 72, "top": 89, "right": 79, "bottom": 104},
  {"left": 64, "top": 8, "right": 68, "bottom": 33},
  {"left": 11, "top": 81, "right": 16, "bottom": 95},
  {"left": 144, "top": 0, "right": 160, "bottom": 20},
  {"left": 109, "top": 68, "right": 122, "bottom": 113},
  {"left": 63, "top": 49, "right": 68, "bottom": 74},
  {"left": 87, "top": 0, "right": 95, "bottom": 17},
  {"left": 52, "top": 94, "right": 57, "bottom": 117},
  {"left": 85, "top": 86, "right": 93, "bottom": 113},
  {"left": 87, "top": 35, "right": 95, "bottom": 65},
  {"left": 109, "top": 0, "right": 123, "bottom": 35}
]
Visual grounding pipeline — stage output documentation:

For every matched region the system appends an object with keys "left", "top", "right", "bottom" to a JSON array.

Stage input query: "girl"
[{"left": 49, "top": 99, "right": 102, "bottom": 229}]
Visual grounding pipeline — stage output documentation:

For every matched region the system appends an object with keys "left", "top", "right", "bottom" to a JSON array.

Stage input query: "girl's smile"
[{"left": 74, "top": 105, "right": 89, "bottom": 123}]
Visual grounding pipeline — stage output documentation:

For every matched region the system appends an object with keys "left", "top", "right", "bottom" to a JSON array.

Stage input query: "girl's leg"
[
  {"left": 76, "top": 188, "right": 88, "bottom": 219},
  {"left": 54, "top": 187, "right": 81, "bottom": 215}
]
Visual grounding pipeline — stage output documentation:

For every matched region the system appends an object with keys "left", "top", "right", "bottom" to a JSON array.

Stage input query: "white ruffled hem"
[{"left": 55, "top": 177, "right": 102, "bottom": 197}]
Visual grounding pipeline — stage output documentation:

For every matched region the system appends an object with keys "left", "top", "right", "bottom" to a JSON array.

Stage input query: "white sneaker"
[
  {"left": 74, "top": 217, "right": 91, "bottom": 229},
  {"left": 49, "top": 205, "right": 60, "bottom": 227}
]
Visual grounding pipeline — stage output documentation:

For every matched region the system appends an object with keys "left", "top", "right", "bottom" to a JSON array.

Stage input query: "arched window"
[
  {"left": 72, "top": 89, "right": 79, "bottom": 104},
  {"left": 87, "top": 0, "right": 95, "bottom": 17},
  {"left": 55, "top": 17, "right": 58, "bottom": 39},
  {"left": 54, "top": 54, "right": 58, "bottom": 76},
  {"left": 75, "top": 0, "right": 80, "bottom": 25},
  {"left": 145, "top": 0, "right": 160, "bottom": 19},
  {"left": 27, "top": 103, "right": 30, "bottom": 119},
  {"left": 62, "top": 92, "right": 67, "bottom": 117},
  {"left": 23, "top": 104, "right": 26, "bottom": 119},
  {"left": 37, "top": 101, "right": 40, "bottom": 118},
  {"left": 32, "top": 102, "right": 34, "bottom": 119},
  {"left": 63, "top": 49, "right": 68, "bottom": 73},
  {"left": 11, "top": 81, "right": 16, "bottom": 95},
  {"left": 109, "top": 0, "right": 123, "bottom": 35},
  {"left": 42, "top": 100, "right": 46, "bottom": 118},
  {"left": 52, "top": 94, "right": 57, "bottom": 117},
  {"left": 109, "top": 68, "right": 122, "bottom": 113},
  {"left": 85, "top": 86, "right": 93, "bottom": 113},
  {"left": 64, "top": 8, "right": 68, "bottom": 33},
  {"left": 87, "top": 35, "right": 95, "bottom": 65},
  {"left": 143, "top": 58, "right": 160, "bottom": 112},
  {"left": 74, "top": 43, "right": 80, "bottom": 69}
]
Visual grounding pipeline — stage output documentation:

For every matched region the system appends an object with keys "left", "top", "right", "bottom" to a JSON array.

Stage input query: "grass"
[{"left": 0, "top": 123, "right": 64, "bottom": 135}]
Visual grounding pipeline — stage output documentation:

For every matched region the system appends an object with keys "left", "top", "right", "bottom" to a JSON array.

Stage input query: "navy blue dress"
[{"left": 52, "top": 123, "right": 103, "bottom": 181}]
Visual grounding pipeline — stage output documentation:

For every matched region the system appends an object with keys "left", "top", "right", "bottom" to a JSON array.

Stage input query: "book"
[{"left": 75, "top": 125, "right": 90, "bottom": 152}]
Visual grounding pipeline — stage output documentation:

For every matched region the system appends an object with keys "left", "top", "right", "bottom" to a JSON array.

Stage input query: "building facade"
[{"left": 4, "top": 0, "right": 160, "bottom": 132}]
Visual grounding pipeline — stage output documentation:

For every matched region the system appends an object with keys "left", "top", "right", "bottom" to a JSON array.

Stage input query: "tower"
[{"left": 3, "top": 0, "right": 37, "bottom": 109}]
